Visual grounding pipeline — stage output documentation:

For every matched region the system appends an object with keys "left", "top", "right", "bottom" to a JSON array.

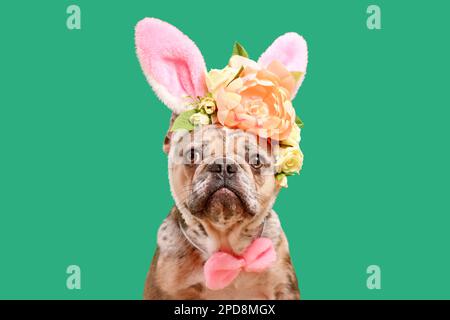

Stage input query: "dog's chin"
[{"left": 205, "top": 187, "right": 245, "bottom": 217}]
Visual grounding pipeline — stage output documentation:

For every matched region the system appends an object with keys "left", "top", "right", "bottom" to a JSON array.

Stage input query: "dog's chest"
[
  {"left": 182, "top": 267, "right": 274, "bottom": 299},
  {"left": 205, "top": 273, "right": 273, "bottom": 299},
  {"left": 154, "top": 210, "right": 287, "bottom": 299}
]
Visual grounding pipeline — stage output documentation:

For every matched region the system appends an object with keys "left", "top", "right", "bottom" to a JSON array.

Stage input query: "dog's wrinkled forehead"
[{"left": 169, "top": 125, "right": 275, "bottom": 164}]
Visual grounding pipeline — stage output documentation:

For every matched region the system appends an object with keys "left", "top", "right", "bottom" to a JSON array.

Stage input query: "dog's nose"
[
  {"left": 226, "top": 164, "right": 238, "bottom": 175},
  {"left": 207, "top": 163, "right": 222, "bottom": 173},
  {"left": 207, "top": 158, "right": 238, "bottom": 177}
]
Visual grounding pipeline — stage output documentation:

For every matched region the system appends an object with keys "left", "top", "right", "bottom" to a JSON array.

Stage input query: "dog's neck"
[{"left": 175, "top": 206, "right": 269, "bottom": 257}]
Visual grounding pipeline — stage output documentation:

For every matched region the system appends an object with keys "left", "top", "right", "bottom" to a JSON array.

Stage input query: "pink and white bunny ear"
[
  {"left": 258, "top": 33, "right": 308, "bottom": 99},
  {"left": 135, "top": 18, "right": 207, "bottom": 114}
]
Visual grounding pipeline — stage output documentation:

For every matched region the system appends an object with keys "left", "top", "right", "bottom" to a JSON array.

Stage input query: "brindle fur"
[
  {"left": 144, "top": 207, "right": 300, "bottom": 299},
  {"left": 143, "top": 125, "right": 300, "bottom": 300}
]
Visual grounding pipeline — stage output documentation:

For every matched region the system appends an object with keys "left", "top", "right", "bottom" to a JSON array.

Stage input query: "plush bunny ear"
[
  {"left": 258, "top": 33, "right": 308, "bottom": 99},
  {"left": 135, "top": 18, "right": 207, "bottom": 114}
]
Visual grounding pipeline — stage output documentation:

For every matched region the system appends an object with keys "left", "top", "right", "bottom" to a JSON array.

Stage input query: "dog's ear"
[
  {"left": 135, "top": 18, "right": 207, "bottom": 114},
  {"left": 163, "top": 113, "right": 177, "bottom": 154},
  {"left": 258, "top": 33, "right": 308, "bottom": 99}
]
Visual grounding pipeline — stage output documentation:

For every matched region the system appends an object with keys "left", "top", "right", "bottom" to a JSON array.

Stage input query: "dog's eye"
[
  {"left": 185, "top": 148, "right": 201, "bottom": 164},
  {"left": 249, "top": 153, "right": 263, "bottom": 169}
]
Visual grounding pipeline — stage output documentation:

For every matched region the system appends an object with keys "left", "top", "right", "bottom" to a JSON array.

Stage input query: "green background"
[{"left": 1, "top": 0, "right": 449, "bottom": 299}]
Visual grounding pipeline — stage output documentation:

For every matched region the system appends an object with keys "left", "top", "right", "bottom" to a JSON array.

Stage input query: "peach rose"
[{"left": 206, "top": 56, "right": 298, "bottom": 141}]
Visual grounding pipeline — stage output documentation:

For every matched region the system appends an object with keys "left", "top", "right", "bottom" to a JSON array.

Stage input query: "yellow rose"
[
  {"left": 205, "top": 67, "right": 236, "bottom": 92},
  {"left": 281, "top": 124, "right": 301, "bottom": 147},
  {"left": 276, "top": 146, "right": 303, "bottom": 174},
  {"left": 189, "top": 112, "right": 210, "bottom": 126}
]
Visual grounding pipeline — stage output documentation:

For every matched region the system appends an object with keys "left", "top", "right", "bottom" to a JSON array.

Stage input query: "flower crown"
[{"left": 135, "top": 18, "right": 308, "bottom": 187}]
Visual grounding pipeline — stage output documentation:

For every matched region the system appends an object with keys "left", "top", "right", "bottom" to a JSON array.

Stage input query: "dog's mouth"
[
  {"left": 188, "top": 182, "right": 256, "bottom": 217},
  {"left": 208, "top": 187, "right": 242, "bottom": 205},
  {"left": 204, "top": 186, "right": 246, "bottom": 218}
]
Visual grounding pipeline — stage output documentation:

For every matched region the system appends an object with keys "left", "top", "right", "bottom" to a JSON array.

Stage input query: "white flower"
[
  {"left": 276, "top": 146, "right": 303, "bottom": 174},
  {"left": 189, "top": 112, "right": 210, "bottom": 126},
  {"left": 199, "top": 97, "right": 216, "bottom": 115},
  {"left": 276, "top": 174, "right": 288, "bottom": 188}
]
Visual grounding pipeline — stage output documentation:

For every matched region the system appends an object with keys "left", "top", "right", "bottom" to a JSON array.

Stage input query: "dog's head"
[
  {"left": 135, "top": 18, "right": 307, "bottom": 226},
  {"left": 167, "top": 125, "right": 279, "bottom": 226}
]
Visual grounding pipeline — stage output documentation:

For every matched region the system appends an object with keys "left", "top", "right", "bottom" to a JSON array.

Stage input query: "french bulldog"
[{"left": 135, "top": 18, "right": 308, "bottom": 300}]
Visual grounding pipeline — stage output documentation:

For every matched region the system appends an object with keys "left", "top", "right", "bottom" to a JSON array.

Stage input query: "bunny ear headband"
[{"left": 135, "top": 18, "right": 308, "bottom": 187}]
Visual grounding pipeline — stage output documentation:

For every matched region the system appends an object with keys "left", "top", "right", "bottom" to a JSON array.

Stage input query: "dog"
[{"left": 135, "top": 18, "right": 308, "bottom": 300}]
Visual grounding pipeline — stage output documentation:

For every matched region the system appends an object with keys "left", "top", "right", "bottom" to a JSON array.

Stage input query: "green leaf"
[
  {"left": 284, "top": 172, "right": 297, "bottom": 177},
  {"left": 275, "top": 173, "right": 286, "bottom": 181},
  {"left": 226, "top": 65, "right": 244, "bottom": 86},
  {"left": 170, "top": 109, "right": 198, "bottom": 132},
  {"left": 291, "top": 71, "right": 304, "bottom": 83},
  {"left": 232, "top": 42, "right": 249, "bottom": 58},
  {"left": 295, "top": 116, "right": 304, "bottom": 128}
]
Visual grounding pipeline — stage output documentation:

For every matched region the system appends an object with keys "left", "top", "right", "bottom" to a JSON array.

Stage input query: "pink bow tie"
[{"left": 203, "top": 237, "right": 277, "bottom": 290}]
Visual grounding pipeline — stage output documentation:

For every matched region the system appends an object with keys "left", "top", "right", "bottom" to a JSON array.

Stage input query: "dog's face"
[{"left": 168, "top": 125, "right": 280, "bottom": 227}]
